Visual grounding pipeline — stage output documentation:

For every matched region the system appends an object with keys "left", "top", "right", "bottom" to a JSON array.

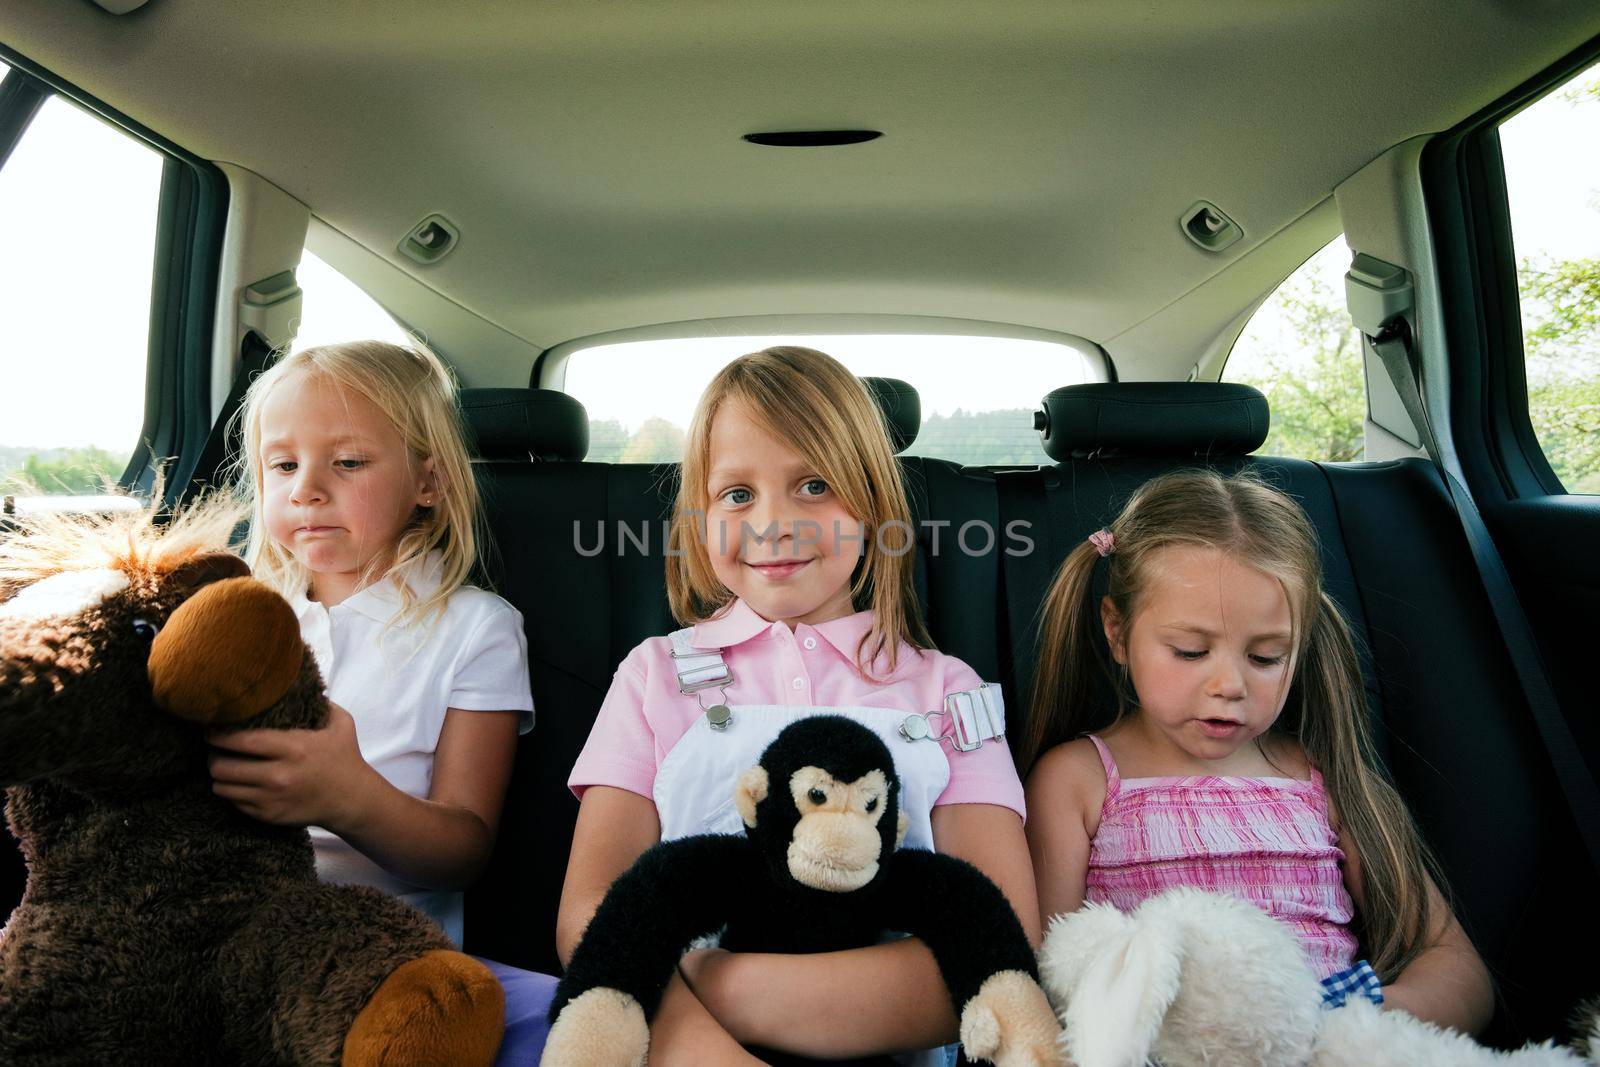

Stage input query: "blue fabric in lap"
[
  {"left": 479, "top": 958, "right": 558, "bottom": 1064},
  {"left": 1320, "top": 959, "right": 1384, "bottom": 1009}
]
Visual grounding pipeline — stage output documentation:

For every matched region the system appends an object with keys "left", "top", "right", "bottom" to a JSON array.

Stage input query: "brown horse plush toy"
[{"left": 0, "top": 496, "right": 503, "bottom": 1066}]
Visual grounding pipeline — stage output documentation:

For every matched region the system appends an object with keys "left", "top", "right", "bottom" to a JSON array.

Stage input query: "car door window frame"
[
  {"left": 1422, "top": 36, "right": 1600, "bottom": 502},
  {"left": 0, "top": 67, "right": 49, "bottom": 169},
  {"left": 0, "top": 46, "right": 228, "bottom": 503}
]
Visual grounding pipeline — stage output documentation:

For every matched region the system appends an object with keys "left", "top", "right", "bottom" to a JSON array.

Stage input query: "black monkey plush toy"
[{"left": 542, "top": 715, "right": 1063, "bottom": 1067}]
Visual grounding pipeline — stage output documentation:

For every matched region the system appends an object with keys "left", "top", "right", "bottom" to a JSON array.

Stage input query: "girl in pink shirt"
[
  {"left": 1019, "top": 469, "right": 1493, "bottom": 1034},
  {"left": 561, "top": 346, "right": 1038, "bottom": 1066}
]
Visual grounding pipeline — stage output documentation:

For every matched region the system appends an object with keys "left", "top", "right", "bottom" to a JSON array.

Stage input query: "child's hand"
[{"left": 208, "top": 702, "right": 377, "bottom": 830}]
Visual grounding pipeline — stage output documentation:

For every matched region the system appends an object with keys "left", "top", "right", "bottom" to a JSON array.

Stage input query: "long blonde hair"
[
  {"left": 233, "top": 341, "right": 484, "bottom": 627},
  {"left": 665, "top": 346, "right": 931, "bottom": 675},
  {"left": 1017, "top": 468, "right": 1442, "bottom": 981}
]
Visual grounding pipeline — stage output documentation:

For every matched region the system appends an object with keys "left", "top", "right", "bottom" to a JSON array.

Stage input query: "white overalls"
[{"left": 649, "top": 628, "right": 1007, "bottom": 1066}]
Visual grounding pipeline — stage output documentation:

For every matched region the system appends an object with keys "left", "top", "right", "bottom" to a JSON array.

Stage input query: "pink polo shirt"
[{"left": 568, "top": 598, "right": 1026, "bottom": 819}]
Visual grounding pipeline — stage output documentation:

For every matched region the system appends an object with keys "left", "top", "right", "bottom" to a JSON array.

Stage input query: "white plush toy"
[
  {"left": 1579, "top": 1002, "right": 1600, "bottom": 1064},
  {"left": 1038, "top": 888, "right": 1586, "bottom": 1067}
]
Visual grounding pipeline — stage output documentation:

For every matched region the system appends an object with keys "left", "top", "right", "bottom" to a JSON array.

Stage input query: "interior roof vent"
[{"left": 742, "top": 130, "right": 883, "bottom": 147}]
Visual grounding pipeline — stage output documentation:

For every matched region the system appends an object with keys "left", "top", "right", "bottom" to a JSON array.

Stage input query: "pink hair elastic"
[{"left": 1088, "top": 529, "right": 1115, "bottom": 557}]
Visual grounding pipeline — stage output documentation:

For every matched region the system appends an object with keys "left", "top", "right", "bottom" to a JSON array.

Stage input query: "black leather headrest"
[
  {"left": 1034, "top": 383, "right": 1269, "bottom": 461},
  {"left": 861, "top": 377, "right": 919, "bottom": 454},
  {"left": 461, "top": 388, "right": 589, "bottom": 462}
]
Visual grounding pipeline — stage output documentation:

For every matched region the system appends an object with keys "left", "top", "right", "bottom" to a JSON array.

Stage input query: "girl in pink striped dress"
[{"left": 1019, "top": 470, "right": 1493, "bottom": 1035}]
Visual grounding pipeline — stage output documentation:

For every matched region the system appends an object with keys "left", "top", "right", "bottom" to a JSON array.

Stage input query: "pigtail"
[
  {"left": 1017, "top": 540, "right": 1116, "bottom": 779},
  {"left": 1294, "top": 590, "right": 1443, "bottom": 981}
]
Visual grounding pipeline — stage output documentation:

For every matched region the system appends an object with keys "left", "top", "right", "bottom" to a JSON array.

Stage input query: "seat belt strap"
[
  {"left": 184, "top": 330, "right": 278, "bottom": 499},
  {"left": 1364, "top": 318, "right": 1600, "bottom": 870}
]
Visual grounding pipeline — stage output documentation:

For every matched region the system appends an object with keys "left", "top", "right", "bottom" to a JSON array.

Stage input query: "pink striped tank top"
[{"left": 1083, "top": 734, "right": 1359, "bottom": 979}]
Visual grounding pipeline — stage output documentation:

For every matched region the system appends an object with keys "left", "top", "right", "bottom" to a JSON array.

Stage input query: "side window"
[
  {"left": 290, "top": 249, "right": 411, "bottom": 354},
  {"left": 1223, "top": 236, "right": 1365, "bottom": 462},
  {"left": 1500, "top": 59, "right": 1600, "bottom": 494},
  {"left": 0, "top": 77, "right": 163, "bottom": 499}
]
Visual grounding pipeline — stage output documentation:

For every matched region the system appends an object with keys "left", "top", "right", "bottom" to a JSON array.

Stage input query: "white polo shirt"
[{"left": 288, "top": 554, "right": 534, "bottom": 946}]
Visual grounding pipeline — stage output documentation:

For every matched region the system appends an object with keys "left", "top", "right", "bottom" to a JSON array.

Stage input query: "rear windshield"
[{"left": 561, "top": 334, "right": 1096, "bottom": 465}]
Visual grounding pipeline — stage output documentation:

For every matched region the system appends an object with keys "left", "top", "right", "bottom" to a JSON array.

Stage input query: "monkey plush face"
[
  {"left": 783, "top": 764, "right": 901, "bottom": 891},
  {"left": 734, "top": 716, "right": 910, "bottom": 893}
]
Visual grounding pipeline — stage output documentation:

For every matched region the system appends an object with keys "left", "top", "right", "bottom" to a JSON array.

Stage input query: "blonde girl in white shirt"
[{"left": 210, "top": 340, "right": 534, "bottom": 948}]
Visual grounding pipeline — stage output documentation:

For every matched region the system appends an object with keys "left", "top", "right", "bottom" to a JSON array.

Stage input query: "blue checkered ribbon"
[{"left": 1320, "top": 959, "right": 1384, "bottom": 1008}]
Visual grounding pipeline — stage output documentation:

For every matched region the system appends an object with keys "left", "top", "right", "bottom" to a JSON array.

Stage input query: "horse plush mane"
[
  {"left": 0, "top": 493, "right": 504, "bottom": 1067},
  {"left": 0, "top": 490, "right": 246, "bottom": 594}
]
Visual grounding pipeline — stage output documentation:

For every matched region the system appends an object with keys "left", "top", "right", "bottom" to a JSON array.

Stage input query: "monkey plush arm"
[
  {"left": 880, "top": 850, "right": 1064, "bottom": 1067},
  {"left": 544, "top": 834, "right": 759, "bottom": 1065},
  {"left": 878, "top": 849, "right": 1036, "bottom": 1004}
]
